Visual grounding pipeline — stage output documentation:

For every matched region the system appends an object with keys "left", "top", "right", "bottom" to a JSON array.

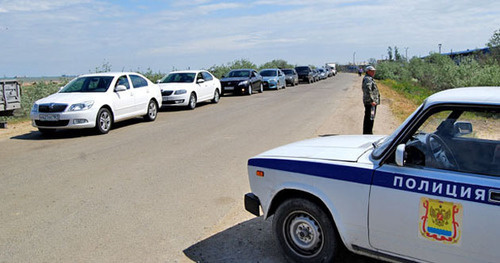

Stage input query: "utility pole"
[
  {"left": 353, "top": 52, "right": 356, "bottom": 65},
  {"left": 438, "top": 44, "right": 442, "bottom": 54},
  {"left": 405, "top": 47, "right": 409, "bottom": 61}
]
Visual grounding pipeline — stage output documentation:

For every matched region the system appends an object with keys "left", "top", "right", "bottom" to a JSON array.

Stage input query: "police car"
[{"left": 244, "top": 87, "right": 499, "bottom": 263}]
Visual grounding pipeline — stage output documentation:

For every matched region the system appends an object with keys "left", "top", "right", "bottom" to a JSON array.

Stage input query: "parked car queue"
[{"left": 30, "top": 66, "right": 335, "bottom": 135}]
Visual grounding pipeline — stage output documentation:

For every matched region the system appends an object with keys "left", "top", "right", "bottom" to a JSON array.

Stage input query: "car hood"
[
  {"left": 220, "top": 77, "right": 249, "bottom": 82},
  {"left": 262, "top": 76, "right": 278, "bottom": 81},
  {"left": 257, "top": 135, "right": 385, "bottom": 162},
  {"left": 158, "top": 83, "right": 192, "bottom": 90},
  {"left": 36, "top": 92, "right": 101, "bottom": 105}
]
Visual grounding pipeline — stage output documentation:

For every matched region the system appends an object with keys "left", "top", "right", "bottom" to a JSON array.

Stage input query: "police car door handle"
[{"left": 489, "top": 190, "right": 500, "bottom": 203}]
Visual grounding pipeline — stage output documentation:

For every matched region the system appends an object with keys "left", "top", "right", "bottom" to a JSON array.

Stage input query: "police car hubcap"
[{"left": 288, "top": 214, "right": 322, "bottom": 252}]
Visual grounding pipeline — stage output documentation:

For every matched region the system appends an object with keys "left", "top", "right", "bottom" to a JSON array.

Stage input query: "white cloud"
[{"left": 0, "top": 0, "right": 499, "bottom": 76}]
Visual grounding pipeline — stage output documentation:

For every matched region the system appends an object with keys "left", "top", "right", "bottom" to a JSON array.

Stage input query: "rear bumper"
[{"left": 244, "top": 193, "right": 261, "bottom": 217}]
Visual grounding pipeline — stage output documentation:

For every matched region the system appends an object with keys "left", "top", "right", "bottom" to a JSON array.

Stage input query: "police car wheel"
[{"left": 273, "top": 198, "right": 337, "bottom": 263}]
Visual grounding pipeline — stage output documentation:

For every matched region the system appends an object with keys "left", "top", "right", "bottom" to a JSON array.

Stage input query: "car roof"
[
  {"left": 229, "top": 69, "right": 253, "bottom": 71},
  {"left": 425, "top": 87, "right": 500, "bottom": 107},
  {"left": 79, "top": 72, "right": 146, "bottom": 78},
  {"left": 169, "top": 70, "right": 206, "bottom": 74},
  {"left": 260, "top": 68, "right": 278, "bottom": 71}
]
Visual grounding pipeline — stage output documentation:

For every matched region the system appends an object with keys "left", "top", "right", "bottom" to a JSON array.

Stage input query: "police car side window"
[{"left": 403, "top": 108, "right": 500, "bottom": 177}]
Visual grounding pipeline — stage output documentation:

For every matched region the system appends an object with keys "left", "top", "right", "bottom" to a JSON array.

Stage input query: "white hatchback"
[
  {"left": 30, "top": 72, "right": 162, "bottom": 135},
  {"left": 158, "top": 70, "right": 221, "bottom": 110}
]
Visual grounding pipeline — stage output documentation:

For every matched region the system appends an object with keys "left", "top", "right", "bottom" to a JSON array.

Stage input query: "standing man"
[{"left": 361, "top": 66, "right": 380, "bottom": 134}]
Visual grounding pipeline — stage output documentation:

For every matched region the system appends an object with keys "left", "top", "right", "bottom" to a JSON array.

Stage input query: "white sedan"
[
  {"left": 158, "top": 70, "right": 221, "bottom": 110},
  {"left": 30, "top": 72, "right": 162, "bottom": 135},
  {"left": 245, "top": 87, "right": 500, "bottom": 263}
]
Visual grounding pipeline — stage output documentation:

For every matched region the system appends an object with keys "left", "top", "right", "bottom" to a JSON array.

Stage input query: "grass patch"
[{"left": 378, "top": 80, "right": 420, "bottom": 123}]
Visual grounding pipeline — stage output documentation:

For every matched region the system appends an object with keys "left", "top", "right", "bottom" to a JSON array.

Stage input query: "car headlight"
[
  {"left": 238, "top": 80, "right": 249, "bottom": 86},
  {"left": 31, "top": 103, "right": 39, "bottom": 112},
  {"left": 270, "top": 79, "right": 277, "bottom": 84},
  {"left": 69, "top": 101, "right": 94, "bottom": 111},
  {"left": 174, "top": 89, "right": 187, "bottom": 95}
]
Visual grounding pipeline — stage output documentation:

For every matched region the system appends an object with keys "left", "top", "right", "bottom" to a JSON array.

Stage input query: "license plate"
[
  {"left": 225, "top": 86, "right": 234, "bottom": 91},
  {"left": 39, "top": 114, "right": 60, "bottom": 121}
]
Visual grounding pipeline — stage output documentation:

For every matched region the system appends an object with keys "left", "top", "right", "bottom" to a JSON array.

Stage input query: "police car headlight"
[{"left": 69, "top": 101, "right": 94, "bottom": 111}]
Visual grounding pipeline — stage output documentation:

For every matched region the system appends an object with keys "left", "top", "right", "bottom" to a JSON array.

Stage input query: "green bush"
[{"left": 376, "top": 53, "right": 500, "bottom": 92}]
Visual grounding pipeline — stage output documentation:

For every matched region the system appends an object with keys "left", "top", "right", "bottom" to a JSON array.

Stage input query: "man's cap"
[{"left": 365, "top": 66, "right": 376, "bottom": 71}]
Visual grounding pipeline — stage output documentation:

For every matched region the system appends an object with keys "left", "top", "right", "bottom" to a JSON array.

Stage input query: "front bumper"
[
  {"left": 31, "top": 109, "right": 97, "bottom": 129},
  {"left": 221, "top": 84, "right": 248, "bottom": 94},
  {"left": 162, "top": 94, "right": 189, "bottom": 106},
  {"left": 244, "top": 193, "right": 261, "bottom": 217}
]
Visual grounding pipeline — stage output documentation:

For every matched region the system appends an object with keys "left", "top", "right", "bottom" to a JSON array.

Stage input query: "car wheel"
[
  {"left": 259, "top": 83, "right": 263, "bottom": 93},
  {"left": 144, "top": 99, "right": 158, "bottom": 121},
  {"left": 38, "top": 128, "right": 56, "bottom": 136},
  {"left": 95, "top": 107, "right": 112, "bottom": 134},
  {"left": 273, "top": 198, "right": 338, "bottom": 263},
  {"left": 212, "top": 89, "right": 220, "bottom": 103},
  {"left": 247, "top": 86, "right": 252, "bottom": 96},
  {"left": 188, "top": 92, "right": 197, "bottom": 110}
]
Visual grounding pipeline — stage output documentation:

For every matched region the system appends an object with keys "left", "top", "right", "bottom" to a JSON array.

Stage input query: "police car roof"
[{"left": 425, "top": 87, "right": 500, "bottom": 107}]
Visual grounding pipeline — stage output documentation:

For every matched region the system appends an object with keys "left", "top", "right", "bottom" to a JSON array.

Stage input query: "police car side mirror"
[
  {"left": 395, "top": 144, "right": 406, "bottom": 166},
  {"left": 454, "top": 121, "right": 473, "bottom": 136}
]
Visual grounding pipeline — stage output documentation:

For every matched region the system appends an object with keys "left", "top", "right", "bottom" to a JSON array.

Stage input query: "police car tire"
[{"left": 273, "top": 198, "right": 337, "bottom": 263}]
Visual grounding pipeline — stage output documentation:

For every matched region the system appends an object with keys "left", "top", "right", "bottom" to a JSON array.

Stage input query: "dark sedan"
[
  {"left": 220, "top": 69, "right": 263, "bottom": 95},
  {"left": 294, "top": 66, "right": 314, "bottom": 84}
]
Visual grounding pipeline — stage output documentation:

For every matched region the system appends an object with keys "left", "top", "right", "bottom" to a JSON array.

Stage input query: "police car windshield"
[{"left": 372, "top": 104, "right": 424, "bottom": 159}]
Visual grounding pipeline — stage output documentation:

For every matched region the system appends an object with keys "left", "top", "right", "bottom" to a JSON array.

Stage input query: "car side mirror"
[
  {"left": 197, "top": 79, "right": 205, "bottom": 84},
  {"left": 115, "top": 85, "right": 127, "bottom": 92},
  {"left": 454, "top": 121, "right": 473, "bottom": 136},
  {"left": 221, "top": 75, "right": 225, "bottom": 78},
  {"left": 156, "top": 80, "right": 161, "bottom": 84},
  {"left": 395, "top": 144, "right": 406, "bottom": 166}
]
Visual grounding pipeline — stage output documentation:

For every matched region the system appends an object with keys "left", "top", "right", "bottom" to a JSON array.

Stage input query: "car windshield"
[
  {"left": 283, "top": 69, "right": 293, "bottom": 75},
  {"left": 372, "top": 104, "right": 424, "bottom": 159},
  {"left": 260, "top": 70, "right": 277, "bottom": 77},
  {"left": 295, "top": 67, "right": 309, "bottom": 73},
  {"left": 227, "top": 70, "right": 250, "bottom": 78},
  {"left": 160, "top": 73, "right": 196, "bottom": 83},
  {"left": 60, "top": 76, "right": 114, "bottom": 93}
]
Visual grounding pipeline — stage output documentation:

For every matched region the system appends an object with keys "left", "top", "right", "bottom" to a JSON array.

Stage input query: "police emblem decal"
[{"left": 419, "top": 197, "right": 463, "bottom": 245}]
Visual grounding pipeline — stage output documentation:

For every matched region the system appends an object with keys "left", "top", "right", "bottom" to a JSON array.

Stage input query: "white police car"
[{"left": 245, "top": 87, "right": 499, "bottom": 263}]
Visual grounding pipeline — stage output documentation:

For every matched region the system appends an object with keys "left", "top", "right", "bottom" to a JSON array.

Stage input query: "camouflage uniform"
[
  {"left": 362, "top": 75, "right": 380, "bottom": 105},
  {"left": 362, "top": 74, "right": 380, "bottom": 134}
]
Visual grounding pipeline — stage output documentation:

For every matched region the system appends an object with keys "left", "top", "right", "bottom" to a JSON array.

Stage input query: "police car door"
[{"left": 369, "top": 106, "right": 500, "bottom": 263}]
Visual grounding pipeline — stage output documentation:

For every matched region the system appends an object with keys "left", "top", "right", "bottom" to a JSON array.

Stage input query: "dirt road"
[{"left": 0, "top": 73, "right": 398, "bottom": 262}]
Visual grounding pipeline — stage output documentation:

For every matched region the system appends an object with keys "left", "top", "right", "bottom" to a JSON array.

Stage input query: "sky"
[{"left": 0, "top": 0, "right": 499, "bottom": 77}]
